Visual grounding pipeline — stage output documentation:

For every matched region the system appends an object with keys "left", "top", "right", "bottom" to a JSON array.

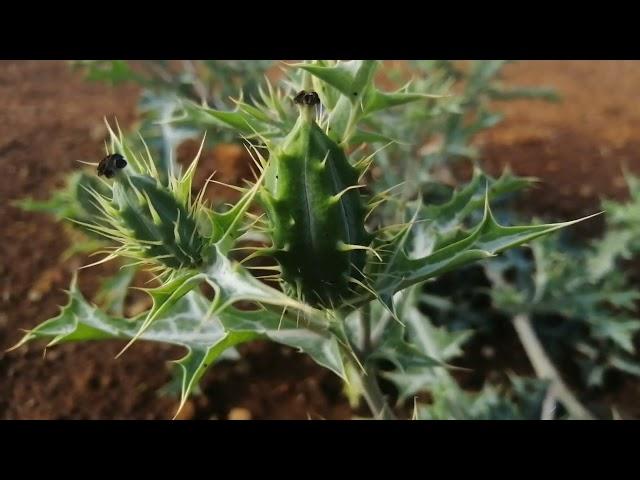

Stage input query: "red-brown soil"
[
  {"left": 480, "top": 61, "right": 640, "bottom": 231},
  {"left": 2, "top": 60, "right": 640, "bottom": 419}
]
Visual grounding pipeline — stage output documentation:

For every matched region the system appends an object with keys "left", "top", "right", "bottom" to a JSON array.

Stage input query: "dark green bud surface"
[{"left": 261, "top": 103, "right": 372, "bottom": 306}]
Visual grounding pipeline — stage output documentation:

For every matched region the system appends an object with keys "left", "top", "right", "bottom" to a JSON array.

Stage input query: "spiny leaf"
[
  {"left": 350, "top": 129, "right": 398, "bottom": 146},
  {"left": 587, "top": 229, "right": 635, "bottom": 282},
  {"left": 94, "top": 264, "right": 137, "bottom": 316},
  {"left": 203, "top": 246, "right": 315, "bottom": 316},
  {"left": 219, "top": 307, "right": 347, "bottom": 380},
  {"left": 370, "top": 195, "right": 599, "bottom": 309},
  {"left": 179, "top": 101, "right": 281, "bottom": 139},
  {"left": 172, "top": 330, "right": 257, "bottom": 416},
  {"left": 295, "top": 61, "right": 368, "bottom": 100},
  {"left": 297, "top": 60, "right": 444, "bottom": 147},
  {"left": 208, "top": 172, "right": 264, "bottom": 248},
  {"left": 588, "top": 315, "right": 640, "bottom": 354},
  {"left": 117, "top": 271, "right": 204, "bottom": 357},
  {"left": 421, "top": 167, "right": 536, "bottom": 233},
  {"left": 233, "top": 98, "right": 280, "bottom": 125},
  {"left": 114, "top": 164, "right": 318, "bottom": 353},
  {"left": 406, "top": 304, "right": 473, "bottom": 362},
  {"left": 12, "top": 276, "right": 345, "bottom": 416},
  {"left": 382, "top": 369, "right": 440, "bottom": 403},
  {"left": 366, "top": 288, "right": 445, "bottom": 372},
  {"left": 172, "top": 133, "right": 206, "bottom": 207},
  {"left": 9, "top": 281, "right": 241, "bottom": 412},
  {"left": 364, "top": 90, "right": 444, "bottom": 116},
  {"left": 414, "top": 380, "right": 548, "bottom": 420},
  {"left": 379, "top": 286, "right": 473, "bottom": 402},
  {"left": 370, "top": 336, "right": 443, "bottom": 371}
]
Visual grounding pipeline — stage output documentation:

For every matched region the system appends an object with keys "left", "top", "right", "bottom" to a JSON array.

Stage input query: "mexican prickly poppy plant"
[{"left": 12, "top": 61, "right": 595, "bottom": 419}]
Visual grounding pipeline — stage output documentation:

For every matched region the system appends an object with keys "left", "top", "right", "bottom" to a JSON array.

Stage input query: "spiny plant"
[
  {"left": 416, "top": 176, "right": 640, "bottom": 417},
  {"left": 18, "top": 61, "right": 278, "bottom": 312},
  {"left": 12, "top": 60, "right": 596, "bottom": 419},
  {"left": 73, "top": 60, "right": 273, "bottom": 107},
  {"left": 365, "top": 61, "right": 617, "bottom": 418},
  {"left": 368, "top": 60, "right": 559, "bottom": 210},
  {"left": 485, "top": 172, "right": 640, "bottom": 388}
]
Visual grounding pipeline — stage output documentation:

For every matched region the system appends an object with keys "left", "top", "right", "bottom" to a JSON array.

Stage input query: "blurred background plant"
[{"left": 72, "top": 60, "right": 275, "bottom": 178}]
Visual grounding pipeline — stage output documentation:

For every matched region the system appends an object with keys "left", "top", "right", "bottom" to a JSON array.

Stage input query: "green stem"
[
  {"left": 263, "top": 303, "right": 396, "bottom": 420},
  {"left": 361, "top": 302, "right": 372, "bottom": 355},
  {"left": 301, "top": 61, "right": 313, "bottom": 91},
  {"left": 300, "top": 104, "right": 315, "bottom": 123},
  {"left": 340, "top": 104, "right": 360, "bottom": 147},
  {"left": 359, "top": 363, "right": 396, "bottom": 420},
  {"left": 347, "top": 304, "right": 396, "bottom": 420}
]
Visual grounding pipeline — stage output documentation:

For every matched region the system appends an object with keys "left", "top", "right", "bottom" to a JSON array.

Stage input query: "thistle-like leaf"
[
  {"left": 203, "top": 246, "right": 316, "bottom": 316},
  {"left": 420, "top": 167, "right": 536, "bottom": 233},
  {"left": 11, "top": 277, "right": 345, "bottom": 417},
  {"left": 94, "top": 265, "right": 137, "bottom": 316},
  {"left": 219, "top": 307, "right": 346, "bottom": 380},
  {"left": 380, "top": 286, "right": 472, "bottom": 402},
  {"left": 369, "top": 194, "right": 599, "bottom": 312},
  {"left": 294, "top": 61, "right": 377, "bottom": 101},
  {"left": 179, "top": 101, "right": 279, "bottom": 139},
  {"left": 363, "top": 90, "right": 444, "bottom": 116},
  {"left": 179, "top": 94, "right": 292, "bottom": 142},
  {"left": 9, "top": 280, "right": 239, "bottom": 410},
  {"left": 297, "top": 60, "right": 445, "bottom": 146},
  {"left": 350, "top": 129, "right": 398, "bottom": 146}
]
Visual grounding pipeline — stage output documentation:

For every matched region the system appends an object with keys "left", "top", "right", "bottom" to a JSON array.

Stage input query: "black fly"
[
  {"left": 97, "top": 153, "right": 127, "bottom": 178},
  {"left": 293, "top": 90, "right": 321, "bottom": 106}
]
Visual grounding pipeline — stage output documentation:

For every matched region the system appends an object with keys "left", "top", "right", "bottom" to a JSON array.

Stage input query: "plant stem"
[
  {"left": 512, "top": 313, "right": 595, "bottom": 420},
  {"left": 350, "top": 304, "right": 396, "bottom": 420},
  {"left": 360, "top": 303, "right": 372, "bottom": 355},
  {"left": 359, "top": 363, "right": 396, "bottom": 420},
  {"left": 302, "top": 62, "right": 313, "bottom": 91},
  {"left": 341, "top": 104, "right": 361, "bottom": 147}
]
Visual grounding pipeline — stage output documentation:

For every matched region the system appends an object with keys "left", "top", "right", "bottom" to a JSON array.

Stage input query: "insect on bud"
[
  {"left": 97, "top": 153, "right": 127, "bottom": 178},
  {"left": 88, "top": 147, "right": 207, "bottom": 271},
  {"left": 293, "top": 90, "right": 321, "bottom": 106},
  {"left": 261, "top": 92, "right": 371, "bottom": 306}
]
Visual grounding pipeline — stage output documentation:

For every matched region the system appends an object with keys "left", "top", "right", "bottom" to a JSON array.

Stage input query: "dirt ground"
[
  {"left": 481, "top": 61, "right": 640, "bottom": 227},
  {"left": 1, "top": 60, "right": 640, "bottom": 419}
]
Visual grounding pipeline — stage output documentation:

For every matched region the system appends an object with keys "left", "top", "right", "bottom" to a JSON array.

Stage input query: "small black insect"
[
  {"left": 97, "top": 153, "right": 127, "bottom": 178},
  {"left": 293, "top": 90, "right": 321, "bottom": 106}
]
